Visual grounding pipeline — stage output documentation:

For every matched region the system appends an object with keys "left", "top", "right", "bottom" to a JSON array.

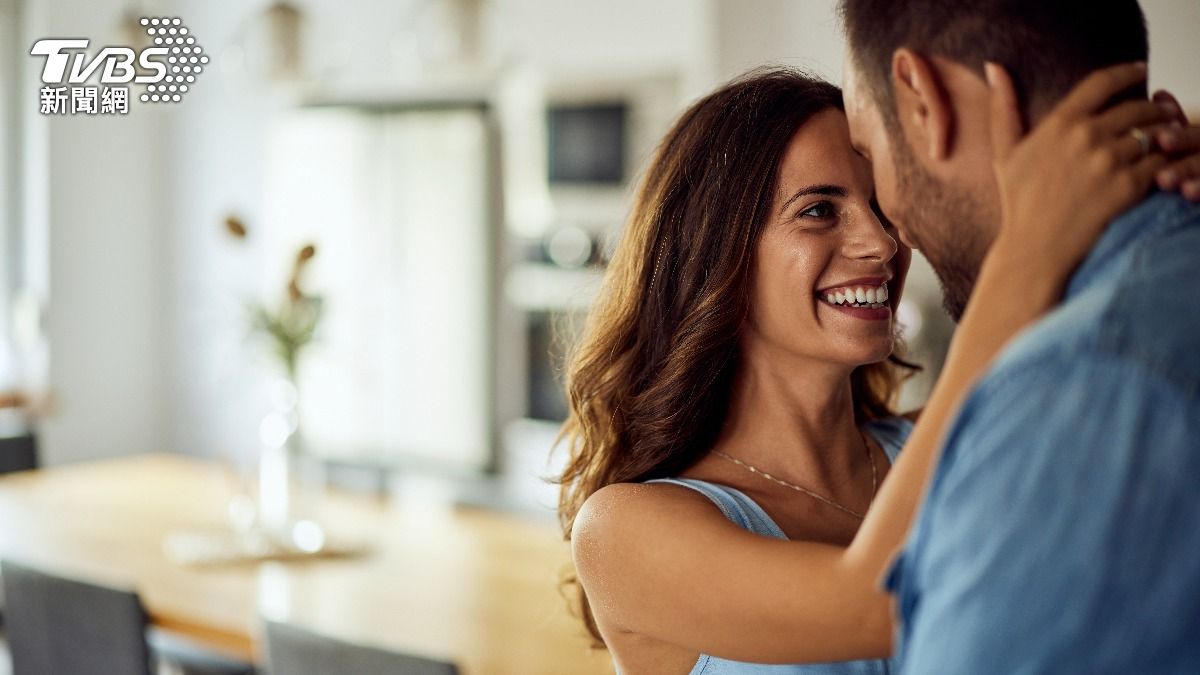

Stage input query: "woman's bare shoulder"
[
  {"left": 569, "top": 480, "right": 770, "bottom": 637},
  {"left": 572, "top": 480, "right": 725, "bottom": 551},
  {"left": 570, "top": 481, "right": 738, "bottom": 587}
]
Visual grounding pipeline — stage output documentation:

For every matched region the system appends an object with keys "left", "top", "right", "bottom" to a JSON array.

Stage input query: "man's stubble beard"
[{"left": 890, "top": 134, "right": 992, "bottom": 322}]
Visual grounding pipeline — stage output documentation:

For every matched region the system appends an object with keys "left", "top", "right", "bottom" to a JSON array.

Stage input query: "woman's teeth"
[{"left": 821, "top": 284, "right": 889, "bottom": 308}]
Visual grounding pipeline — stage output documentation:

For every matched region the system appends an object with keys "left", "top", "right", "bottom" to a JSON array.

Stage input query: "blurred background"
[{"left": 0, "top": 1, "right": 1196, "bottom": 673}]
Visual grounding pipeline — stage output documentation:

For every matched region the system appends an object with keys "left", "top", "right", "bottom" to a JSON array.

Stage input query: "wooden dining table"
[{"left": 0, "top": 453, "right": 614, "bottom": 675}]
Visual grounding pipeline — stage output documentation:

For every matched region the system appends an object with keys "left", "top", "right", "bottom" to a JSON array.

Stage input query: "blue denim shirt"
[{"left": 888, "top": 192, "right": 1200, "bottom": 674}]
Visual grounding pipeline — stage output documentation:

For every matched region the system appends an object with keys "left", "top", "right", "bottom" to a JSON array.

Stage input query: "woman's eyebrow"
[{"left": 779, "top": 184, "right": 848, "bottom": 214}]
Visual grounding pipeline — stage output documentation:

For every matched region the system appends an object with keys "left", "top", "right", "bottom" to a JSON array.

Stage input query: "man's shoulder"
[
  {"left": 897, "top": 199, "right": 1200, "bottom": 673},
  {"left": 989, "top": 205, "right": 1200, "bottom": 393},
  {"left": 936, "top": 196, "right": 1200, "bottom": 478}
]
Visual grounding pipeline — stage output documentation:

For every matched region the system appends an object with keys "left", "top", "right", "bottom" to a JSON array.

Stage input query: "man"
[{"left": 839, "top": 0, "right": 1200, "bottom": 672}]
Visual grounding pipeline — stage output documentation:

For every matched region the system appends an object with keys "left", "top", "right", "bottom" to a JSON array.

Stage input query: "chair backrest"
[
  {"left": 0, "top": 560, "right": 153, "bottom": 675},
  {"left": 0, "top": 432, "right": 38, "bottom": 475},
  {"left": 264, "top": 621, "right": 458, "bottom": 675}
]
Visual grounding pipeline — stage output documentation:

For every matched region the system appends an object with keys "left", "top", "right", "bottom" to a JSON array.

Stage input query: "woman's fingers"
[
  {"left": 1127, "top": 152, "right": 1170, "bottom": 199},
  {"left": 1151, "top": 90, "right": 1189, "bottom": 125},
  {"left": 992, "top": 61, "right": 1182, "bottom": 268},
  {"left": 1107, "top": 129, "right": 1156, "bottom": 165},
  {"left": 1094, "top": 98, "right": 1177, "bottom": 137},
  {"left": 1156, "top": 155, "right": 1200, "bottom": 198},
  {"left": 985, "top": 62, "right": 1024, "bottom": 162},
  {"left": 1145, "top": 122, "right": 1200, "bottom": 197},
  {"left": 1055, "top": 61, "right": 1149, "bottom": 119},
  {"left": 1075, "top": 153, "right": 1168, "bottom": 247},
  {"left": 1153, "top": 122, "right": 1198, "bottom": 155}
]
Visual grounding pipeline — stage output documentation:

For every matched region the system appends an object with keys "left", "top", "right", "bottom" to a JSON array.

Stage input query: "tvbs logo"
[
  {"left": 31, "top": 17, "right": 207, "bottom": 114},
  {"left": 33, "top": 40, "right": 170, "bottom": 84}
]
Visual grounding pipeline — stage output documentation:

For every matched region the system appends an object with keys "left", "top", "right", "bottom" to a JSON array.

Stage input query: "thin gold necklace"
[{"left": 712, "top": 431, "right": 879, "bottom": 520}]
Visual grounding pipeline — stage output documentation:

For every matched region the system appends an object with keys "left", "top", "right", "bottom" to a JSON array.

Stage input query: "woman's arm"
[
  {"left": 574, "top": 481, "right": 889, "bottom": 662},
  {"left": 573, "top": 62, "right": 1198, "bottom": 664}
]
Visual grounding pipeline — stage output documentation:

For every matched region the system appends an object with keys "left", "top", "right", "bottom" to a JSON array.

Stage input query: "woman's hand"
[
  {"left": 985, "top": 61, "right": 1179, "bottom": 284},
  {"left": 1151, "top": 90, "right": 1200, "bottom": 201}
]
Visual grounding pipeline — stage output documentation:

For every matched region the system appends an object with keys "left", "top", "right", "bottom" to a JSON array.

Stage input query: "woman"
[{"left": 557, "top": 66, "right": 1200, "bottom": 674}]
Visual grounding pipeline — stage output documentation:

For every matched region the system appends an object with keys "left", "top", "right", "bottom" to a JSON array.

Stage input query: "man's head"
[{"left": 839, "top": 0, "right": 1148, "bottom": 320}]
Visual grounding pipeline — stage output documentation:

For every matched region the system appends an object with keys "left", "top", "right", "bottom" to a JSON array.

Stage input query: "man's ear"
[{"left": 891, "top": 48, "right": 954, "bottom": 161}]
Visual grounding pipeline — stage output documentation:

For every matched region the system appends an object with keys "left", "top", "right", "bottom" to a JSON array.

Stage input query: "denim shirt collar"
[{"left": 1065, "top": 191, "right": 1194, "bottom": 300}]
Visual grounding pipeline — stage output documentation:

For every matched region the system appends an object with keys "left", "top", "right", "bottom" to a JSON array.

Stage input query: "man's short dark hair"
[{"left": 839, "top": 0, "right": 1148, "bottom": 127}]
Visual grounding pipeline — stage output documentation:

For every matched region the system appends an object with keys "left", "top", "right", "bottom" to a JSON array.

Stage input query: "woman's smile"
[{"left": 815, "top": 278, "right": 892, "bottom": 321}]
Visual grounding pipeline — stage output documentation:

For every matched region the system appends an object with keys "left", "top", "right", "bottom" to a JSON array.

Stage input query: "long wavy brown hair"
[{"left": 555, "top": 68, "right": 916, "bottom": 646}]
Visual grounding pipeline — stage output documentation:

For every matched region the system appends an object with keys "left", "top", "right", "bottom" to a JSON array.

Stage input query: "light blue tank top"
[{"left": 640, "top": 415, "right": 913, "bottom": 675}]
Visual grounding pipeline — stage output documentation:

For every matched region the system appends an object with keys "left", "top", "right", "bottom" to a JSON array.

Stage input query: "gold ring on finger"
[{"left": 1130, "top": 127, "right": 1151, "bottom": 159}]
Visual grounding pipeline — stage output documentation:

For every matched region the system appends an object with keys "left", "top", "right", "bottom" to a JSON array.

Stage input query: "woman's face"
[{"left": 746, "top": 108, "right": 911, "bottom": 369}]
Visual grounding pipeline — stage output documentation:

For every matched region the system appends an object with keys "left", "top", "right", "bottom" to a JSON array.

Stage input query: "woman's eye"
[{"left": 798, "top": 201, "right": 835, "bottom": 220}]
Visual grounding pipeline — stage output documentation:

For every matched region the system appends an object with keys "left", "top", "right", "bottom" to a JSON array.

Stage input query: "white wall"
[
  {"left": 1144, "top": 0, "right": 1200, "bottom": 110},
  {"left": 25, "top": 0, "right": 168, "bottom": 464},
  {"left": 160, "top": 0, "right": 293, "bottom": 469},
  {"left": 714, "top": 0, "right": 844, "bottom": 84},
  {"left": 0, "top": 0, "right": 19, "bottom": 382},
  {"left": 714, "top": 0, "right": 1200, "bottom": 108},
  {"left": 493, "top": 0, "right": 716, "bottom": 97}
]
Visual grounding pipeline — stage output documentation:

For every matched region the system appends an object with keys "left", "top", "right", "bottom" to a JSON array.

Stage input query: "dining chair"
[
  {"left": 0, "top": 432, "right": 37, "bottom": 475},
  {"left": 0, "top": 559, "right": 256, "bottom": 675},
  {"left": 263, "top": 621, "right": 459, "bottom": 675},
  {"left": 0, "top": 431, "right": 38, "bottom": 631}
]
